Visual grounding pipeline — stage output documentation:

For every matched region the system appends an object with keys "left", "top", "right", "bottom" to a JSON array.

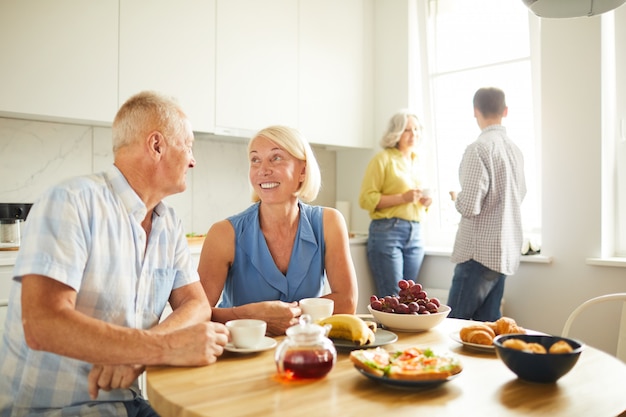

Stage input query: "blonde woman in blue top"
[
  {"left": 359, "top": 111, "right": 432, "bottom": 298},
  {"left": 198, "top": 126, "right": 358, "bottom": 336}
]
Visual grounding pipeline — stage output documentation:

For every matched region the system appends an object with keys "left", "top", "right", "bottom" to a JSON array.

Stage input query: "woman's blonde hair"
[
  {"left": 379, "top": 110, "right": 423, "bottom": 149},
  {"left": 248, "top": 125, "right": 321, "bottom": 203}
]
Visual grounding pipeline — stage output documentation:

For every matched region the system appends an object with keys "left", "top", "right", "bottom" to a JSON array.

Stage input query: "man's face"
[{"left": 162, "top": 119, "right": 196, "bottom": 195}]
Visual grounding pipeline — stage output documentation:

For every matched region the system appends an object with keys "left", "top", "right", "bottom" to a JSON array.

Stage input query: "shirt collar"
[{"left": 104, "top": 165, "right": 163, "bottom": 223}]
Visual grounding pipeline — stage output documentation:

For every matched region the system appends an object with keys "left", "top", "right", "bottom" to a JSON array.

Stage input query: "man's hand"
[
  {"left": 161, "top": 321, "right": 229, "bottom": 366},
  {"left": 88, "top": 364, "right": 145, "bottom": 399}
]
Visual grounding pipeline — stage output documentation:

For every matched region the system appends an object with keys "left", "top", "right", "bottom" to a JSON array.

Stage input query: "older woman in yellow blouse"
[{"left": 358, "top": 110, "right": 432, "bottom": 297}]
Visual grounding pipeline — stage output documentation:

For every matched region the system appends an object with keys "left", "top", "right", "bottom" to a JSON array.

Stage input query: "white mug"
[
  {"left": 299, "top": 298, "right": 334, "bottom": 321},
  {"left": 225, "top": 319, "right": 267, "bottom": 349}
]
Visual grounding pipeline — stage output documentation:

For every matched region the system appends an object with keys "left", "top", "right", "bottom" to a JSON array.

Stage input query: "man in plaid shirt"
[{"left": 447, "top": 87, "right": 527, "bottom": 322}]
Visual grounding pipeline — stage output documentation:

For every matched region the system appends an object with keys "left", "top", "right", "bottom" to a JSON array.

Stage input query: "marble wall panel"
[
  {"left": 0, "top": 118, "right": 92, "bottom": 203},
  {"left": 0, "top": 117, "right": 337, "bottom": 234}
]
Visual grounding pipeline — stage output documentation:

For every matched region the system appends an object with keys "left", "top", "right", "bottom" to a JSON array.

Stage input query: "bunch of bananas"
[{"left": 317, "top": 314, "right": 376, "bottom": 346}]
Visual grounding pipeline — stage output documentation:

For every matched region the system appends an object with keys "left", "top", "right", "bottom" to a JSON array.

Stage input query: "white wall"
[{"left": 336, "top": 3, "right": 626, "bottom": 358}]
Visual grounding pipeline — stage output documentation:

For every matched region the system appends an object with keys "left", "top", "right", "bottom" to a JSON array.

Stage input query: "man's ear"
[{"left": 149, "top": 131, "right": 164, "bottom": 157}]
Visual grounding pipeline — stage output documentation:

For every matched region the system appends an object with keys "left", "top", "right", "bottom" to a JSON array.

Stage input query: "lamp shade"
[{"left": 522, "top": 0, "right": 626, "bottom": 17}]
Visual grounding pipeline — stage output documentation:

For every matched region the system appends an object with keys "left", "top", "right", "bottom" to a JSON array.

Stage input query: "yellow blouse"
[{"left": 358, "top": 147, "right": 427, "bottom": 222}]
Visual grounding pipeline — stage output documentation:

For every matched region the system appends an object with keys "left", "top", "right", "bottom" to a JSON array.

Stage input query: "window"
[
  {"left": 602, "top": 11, "right": 626, "bottom": 257},
  {"left": 417, "top": 0, "right": 541, "bottom": 248}
]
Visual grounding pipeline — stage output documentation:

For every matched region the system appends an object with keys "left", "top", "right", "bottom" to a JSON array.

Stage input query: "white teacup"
[
  {"left": 225, "top": 319, "right": 267, "bottom": 349},
  {"left": 299, "top": 298, "right": 334, "bottom": 321}
]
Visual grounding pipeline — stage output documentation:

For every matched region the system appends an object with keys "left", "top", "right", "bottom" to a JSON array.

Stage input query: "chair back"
[{"left": 562, "top": 293, "right": 626, "bottom": 362}]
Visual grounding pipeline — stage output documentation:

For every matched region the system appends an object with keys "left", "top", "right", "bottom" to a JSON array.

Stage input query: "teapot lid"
[{"left": 286, "top": 314, "right": 327, "bottom": 340}]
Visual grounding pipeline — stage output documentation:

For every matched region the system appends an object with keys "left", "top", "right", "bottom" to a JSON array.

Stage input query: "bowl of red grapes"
[{"left": 367, "top": 280, "right": 451, "bottom": 332}]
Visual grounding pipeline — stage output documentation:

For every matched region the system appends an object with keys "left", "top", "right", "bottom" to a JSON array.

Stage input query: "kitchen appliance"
[
  {"left": 0, "top": 219, "right": 23, "bottom": 250},
  {"left": 0, "top": 203, "right": 32, "bottom": 221},
  {"left": 0, "top": 203, "right": 33, "bottom": 251}
]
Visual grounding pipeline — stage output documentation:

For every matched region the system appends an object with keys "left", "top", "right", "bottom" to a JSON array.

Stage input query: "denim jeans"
[
  {"left": 447, "top": 259, "right": 505, "bottom": 322},
  {"left": 124, "top": 397, "right": 161, "bottom": 417},
  {"left": 366, "top": 218, "right": 425, "bottom": 297}
]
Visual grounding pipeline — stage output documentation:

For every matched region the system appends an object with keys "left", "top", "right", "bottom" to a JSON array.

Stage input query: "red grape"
[
  {"left": 368, "top": 280, "right": 442, "bottom": 315},
  {"left": 371, "top": 300, "right": 383, "bottom": 311}
]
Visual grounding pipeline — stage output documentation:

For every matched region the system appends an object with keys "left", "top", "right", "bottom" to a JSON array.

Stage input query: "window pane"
[
  {"left": 431, "top": 0, "right": 531, "bottom": 73},
  {"left": 432, "top": 62, "right": 539, "bottom": 230},
  {"left": 421, "top": 0, "right": 540, "bottom": 248}
]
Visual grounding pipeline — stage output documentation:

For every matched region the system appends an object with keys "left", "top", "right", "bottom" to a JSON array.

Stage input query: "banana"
[{"left": 317, "top": 314, "right": 376, "bottom": 346}]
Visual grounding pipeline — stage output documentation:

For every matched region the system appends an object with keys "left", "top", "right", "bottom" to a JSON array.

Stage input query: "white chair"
[{"left": 562, "top": 293, "right": 626, "bottom": 362}]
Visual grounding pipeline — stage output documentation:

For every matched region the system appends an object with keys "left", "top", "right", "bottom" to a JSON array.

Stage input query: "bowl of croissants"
[{"left": 493, "top": 334, "right": 584, "bottom": 383}]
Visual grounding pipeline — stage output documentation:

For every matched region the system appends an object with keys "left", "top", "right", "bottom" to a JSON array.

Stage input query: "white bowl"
[{"left": 367, "top": 304, "right": 451, "bottom": 332}]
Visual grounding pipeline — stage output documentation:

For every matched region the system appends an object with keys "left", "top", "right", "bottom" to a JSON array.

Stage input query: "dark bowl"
[{"left": 493, "top": 334, "right": 584, "bottom": 383}]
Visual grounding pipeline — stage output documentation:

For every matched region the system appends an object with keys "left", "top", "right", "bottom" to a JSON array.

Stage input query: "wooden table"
[{"left": 146, "top": 318, "right": 626, "bottom": 417}]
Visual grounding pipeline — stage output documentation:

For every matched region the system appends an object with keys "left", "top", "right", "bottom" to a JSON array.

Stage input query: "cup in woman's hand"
[
  {"left": 299, "top": 298, "right": 334, "bottom": 321},
  {"left": 225, "top": 319, "right": 267, "bottom": 349}
]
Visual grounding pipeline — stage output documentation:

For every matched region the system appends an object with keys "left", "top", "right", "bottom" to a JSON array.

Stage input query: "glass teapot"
[{"left": 275, "top": 314, "right": 337, "bottom": 379}]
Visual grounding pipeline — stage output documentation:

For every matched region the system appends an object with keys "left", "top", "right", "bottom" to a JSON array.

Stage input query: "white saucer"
[{"left": 225, "top": 336, "right": 278, "bottom": 353}]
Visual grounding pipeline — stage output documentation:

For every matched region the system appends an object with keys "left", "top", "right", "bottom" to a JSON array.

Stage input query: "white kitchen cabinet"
[
  {"left": 214, "top": 0, "right": 299, "bottom": 134},
  {"left": 0, "top": 265, "right": 14, "bottom": 337},
  {"left": 119, "top": 0, "right": 216, "bottom": 133},
  {"left": 299, "top": 0, "right": 374, "bottom": 148},
  {"left": 0, "top": 0, "right": 118, "bottom": 123}
]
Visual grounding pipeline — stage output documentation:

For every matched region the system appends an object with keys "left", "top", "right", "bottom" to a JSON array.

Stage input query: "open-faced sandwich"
[{"left": 350, "top": 346, "right": 462, "bottom": 381}]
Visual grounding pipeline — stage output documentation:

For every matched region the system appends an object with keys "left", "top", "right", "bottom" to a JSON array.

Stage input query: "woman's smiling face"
[{"left": 248, "top": 135, "right": 305, "bottom": 203}]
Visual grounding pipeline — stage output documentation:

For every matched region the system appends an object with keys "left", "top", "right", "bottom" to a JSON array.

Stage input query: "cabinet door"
[
  {"left": 0, "top": 0, "right": 118, "bottom": 123},
  {"left": 299, "top": 0, "right": 374, "bottom": 148},
  {"left": 119, "top": 0, "right": 216, "bottom": 133},
  {"left": 215, "top": 0, "right": 298, "bottom": 135}
]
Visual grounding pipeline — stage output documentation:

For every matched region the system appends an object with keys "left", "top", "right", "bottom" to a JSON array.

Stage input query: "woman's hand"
[
  {"left": 419, "top": 196, "right": 433, "bottom": 207},
  {"left": 238, "top": 301, "right": 302, "bottom": 336},
  {"left": 402, "top": 189, "right": 422, "bottom": 203}
]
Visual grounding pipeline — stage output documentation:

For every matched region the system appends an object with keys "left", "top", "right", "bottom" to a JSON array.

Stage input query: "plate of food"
[
  {"left": 350, "top": 346, "right": 462, "bottom": 388},
  {"left": 450, "top": 317, "right": 529, "bottom": 352},
  {"left": 316, "top": 314, "right": 398, "bottom": 350},
  {"left": 354, "top": 367, "right": 459, "bottom": 388},
  {"left": 332, "top": 329, "right": 398, "bottom": 350}
]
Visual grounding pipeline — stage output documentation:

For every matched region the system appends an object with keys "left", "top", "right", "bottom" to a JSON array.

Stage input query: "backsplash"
[{"left": 0, "top": 117, "right": 336, "bottom": 235}]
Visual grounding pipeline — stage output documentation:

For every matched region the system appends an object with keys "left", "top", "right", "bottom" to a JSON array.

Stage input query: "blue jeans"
[
  {"left": 447, "top": 259, "right": 505, "bottom": 322},
  {"left": 367, "top": 218, "right": 425, "bottom": 297},
  {"left": 124, "top": 397, "right": 161, "bottom": 417}
]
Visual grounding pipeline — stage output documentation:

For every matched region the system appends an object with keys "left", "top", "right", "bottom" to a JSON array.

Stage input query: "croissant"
[
  {"left": 525, "top": 343, "right": 547, "bottom": 354},
  {"left": 460, "top": 324, "right": 495, "bottom": 345},
  {"left": 502, "top": 338, "right": 528, "bottom": 350},
  {"left": 484, "top": 321, "right": 498, "bottom": 334},
  {"left": 495, "top": 317, "right": 526, "bottom": 335},
  {"left": 549, "top": 340, "right": 573, "bottom": 354}
]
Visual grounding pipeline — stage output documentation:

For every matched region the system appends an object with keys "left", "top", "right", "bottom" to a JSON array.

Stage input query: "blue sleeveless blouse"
[{"left": 218, "top": 202, "right": 326, "bottom": 307}]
